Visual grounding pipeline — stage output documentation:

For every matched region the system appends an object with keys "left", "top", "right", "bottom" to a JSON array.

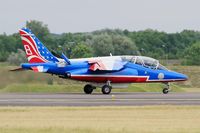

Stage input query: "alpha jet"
[{"left": 14, "top": 28, "right": 188, "bottom": 94}]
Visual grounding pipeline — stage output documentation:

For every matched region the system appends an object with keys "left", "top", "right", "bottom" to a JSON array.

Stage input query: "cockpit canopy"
[{"left": 121, "top": 56, "right": 168, "bottom": 70}]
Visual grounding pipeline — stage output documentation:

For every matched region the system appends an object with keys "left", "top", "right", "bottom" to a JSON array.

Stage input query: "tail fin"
[{"left": 19, "top": 28, "right": 59, "bottom": 63}]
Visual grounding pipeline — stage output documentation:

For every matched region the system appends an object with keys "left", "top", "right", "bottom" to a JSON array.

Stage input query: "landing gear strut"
[
  {"left": 84, "top": 84, "right": 94, "bottom": 94},
  {"left": 162, "top": 83, "right": 170, "bottom": 94}
]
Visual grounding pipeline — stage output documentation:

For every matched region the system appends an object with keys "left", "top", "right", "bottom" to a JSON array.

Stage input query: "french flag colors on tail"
[{"left": 19, "top": 28, "right": 59, "bottom": 63}]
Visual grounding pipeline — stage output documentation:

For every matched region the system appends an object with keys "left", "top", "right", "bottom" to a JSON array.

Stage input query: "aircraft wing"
[{"left": 88, "top": 59, "right": 127, "bottom": 71}]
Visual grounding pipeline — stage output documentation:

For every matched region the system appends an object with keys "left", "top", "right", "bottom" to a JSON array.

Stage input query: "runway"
[{"left": 0, "top": 92, "right": 200, "bottom": 106}]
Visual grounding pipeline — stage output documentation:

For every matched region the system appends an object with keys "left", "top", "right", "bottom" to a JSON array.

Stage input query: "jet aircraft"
[{"left": 13, "top": 28, "right": 188, "bottom": 94}]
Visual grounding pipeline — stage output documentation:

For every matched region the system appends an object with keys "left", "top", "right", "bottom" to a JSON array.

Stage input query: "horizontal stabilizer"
[{"left": 10, "top": 67, "right": 25, "bottom": 71}]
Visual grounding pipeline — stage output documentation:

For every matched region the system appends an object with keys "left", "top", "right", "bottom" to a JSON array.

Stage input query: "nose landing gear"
[
  {"left": 162, "top": 83, "right": 170, "bottom": 94},
  {"left": 162, "top": 88, "right": 169, "bottom": 94}
]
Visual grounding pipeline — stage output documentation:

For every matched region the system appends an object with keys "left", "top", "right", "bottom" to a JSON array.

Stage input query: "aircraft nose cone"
[
  {"left": 172, "top": 72, "right": 188, "bottom": 81},
  {"left": 177, "top": 73, "right": 188, "bottom": 81},
  {"left": 164, "top": 71, "right": 188, "bottom": 82}
]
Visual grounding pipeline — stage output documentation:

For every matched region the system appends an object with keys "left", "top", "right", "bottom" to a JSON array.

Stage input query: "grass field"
[{"left": 0, "top": 106, "right": 200, "bottom": 133}]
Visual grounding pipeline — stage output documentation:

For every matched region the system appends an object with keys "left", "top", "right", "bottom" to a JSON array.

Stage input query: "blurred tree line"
[{"left": 1, "top": 20, "right": 200, "bottom": 65}]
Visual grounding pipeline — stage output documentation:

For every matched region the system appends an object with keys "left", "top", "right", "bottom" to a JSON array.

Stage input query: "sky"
[{"left": 0, "top": 0, "right": 200, "bottom": 34}]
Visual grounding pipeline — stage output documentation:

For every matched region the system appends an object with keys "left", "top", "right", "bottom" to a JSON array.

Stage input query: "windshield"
[
  {"left": 157, "top": 64, "right": 168, "bottom": 70},
  {"left": 138, "top": 56, "right": 158, "bottom": 69},
  {"left": 121, "top": 56, "right": 168, "bottom": 70}
]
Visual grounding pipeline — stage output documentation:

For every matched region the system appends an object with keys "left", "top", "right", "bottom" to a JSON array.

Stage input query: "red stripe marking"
[
  {"left": 20, "top": 30, "right": 39, "bottom": 54},
  {"left": 19, "top": 30, "right": 46, "bottom": 63},
  {"left": 71, "top": 76, "right": 148, "bottom": 83},
  {"left": 31, "top": 67, "right": 39, "bottom": 72},
  {"left": 29, "top": 58, "right": 45, "bottom": 63}
]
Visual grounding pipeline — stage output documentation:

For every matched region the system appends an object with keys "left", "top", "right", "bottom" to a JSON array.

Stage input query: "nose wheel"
[
  {"left": 162, "top": 88, "right": 169, "bottom": 94},
  {"left": 162, "top": 83, "right": 170, "bottom": 94}
]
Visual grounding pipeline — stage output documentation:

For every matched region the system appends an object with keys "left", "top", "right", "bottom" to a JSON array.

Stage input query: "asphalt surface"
[{"left": 0, "top": 92, "right": 200, "bottom": 106}]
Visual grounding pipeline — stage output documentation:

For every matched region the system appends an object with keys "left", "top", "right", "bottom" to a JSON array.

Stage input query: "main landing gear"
[
  {"left": 162, "top": 83, "right": 170, "bottom": 94},
  {"left": 84, "top": 84, "right": 95, "bottom": 94},
  {"left": 102, "top": 85, "right": 112, "bottom": 94},
  {"left": 83, "top": 81, "right": 112, "bottom": 95}
]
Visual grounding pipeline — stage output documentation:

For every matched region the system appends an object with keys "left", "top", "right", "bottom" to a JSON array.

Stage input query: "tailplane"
[{"left": 19, "top": 28, "right": 59, "bottom": 63}]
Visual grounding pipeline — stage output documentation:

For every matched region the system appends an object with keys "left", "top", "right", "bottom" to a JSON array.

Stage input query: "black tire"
[
  {"left": 84, "top": 84, "right": 93, "bottom": 94},
  {"left": 162, "top": 88, "right": 169, "bottom": 94},
  {"left": 102, "top": 85, "right": 112, "bottom": 94}
]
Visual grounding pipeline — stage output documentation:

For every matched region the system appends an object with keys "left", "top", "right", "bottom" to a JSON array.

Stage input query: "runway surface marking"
[
  {"left": 0, "top": 92, "right": 200, "bottom": 106},
  {"left": 1, "top": 98, "right": 200, "bottom": 101}
]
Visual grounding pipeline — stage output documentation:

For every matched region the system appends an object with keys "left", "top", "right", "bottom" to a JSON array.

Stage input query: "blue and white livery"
[{"left": 13, "top": 28, "right": 188, "bottom": 94}]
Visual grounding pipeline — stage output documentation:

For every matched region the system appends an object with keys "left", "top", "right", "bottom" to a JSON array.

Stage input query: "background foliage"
[{"left": 1, "top": 20, "right": 200, "bottom": 65}]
